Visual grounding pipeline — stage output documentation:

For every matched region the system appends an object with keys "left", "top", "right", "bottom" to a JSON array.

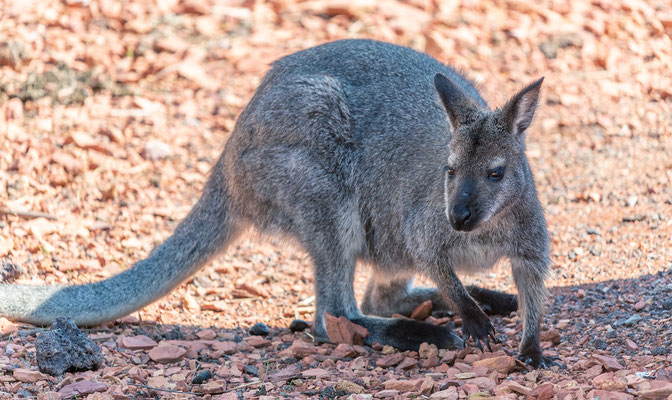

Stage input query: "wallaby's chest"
[{"left": 450, "top": 243, "right": 506, "bottom": 274}]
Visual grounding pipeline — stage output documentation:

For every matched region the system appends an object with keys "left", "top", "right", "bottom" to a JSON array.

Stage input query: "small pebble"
[
  {"left": 191, "top": 370, "right": 213, "bottom": 384},
  {"left": 623, "top": 314, "right": 642, "bottom": 326},
  {"left": 289, "top": 319, "right": 309, "bottom": 333},
  {"left": 662, "top": 299, "right": 672, "bottom": 310},
  {"left": 249, "top": 322, "right": 270, "bottom": 336},
  {"left": 245, "top": 365, "right": 259, "bottom": 376}
]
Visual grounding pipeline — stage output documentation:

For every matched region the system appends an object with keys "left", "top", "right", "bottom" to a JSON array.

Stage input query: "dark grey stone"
[
  {"left": 289, "top": 319, "right": 309, "bottom": 333},
  {"left": 249, "top": 322, "right": 269, "bottom": 336},
  {"left": 191, "top": 370, "right": 213, "bottom": 384},
  {"left": 35, "top": 317, "right": 103, "bottom": 376}
]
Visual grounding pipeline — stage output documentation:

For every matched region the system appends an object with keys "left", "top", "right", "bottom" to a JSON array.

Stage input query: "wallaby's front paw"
[
  {"left": 460, "top": 309, "right": 497, "bottom": 352},
  {"left": 517, "top": 351, "right": 562, "bottom": 369}
]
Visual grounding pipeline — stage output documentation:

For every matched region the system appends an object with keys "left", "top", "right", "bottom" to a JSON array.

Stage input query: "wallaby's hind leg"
[
  {"left": 361, "top": 274, "right": 517, "bottom": 318},
  {"left": 233, "top": 147, "right": 462, "bottom": 351}
]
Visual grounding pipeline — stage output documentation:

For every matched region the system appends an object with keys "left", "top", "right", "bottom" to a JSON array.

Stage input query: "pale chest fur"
[{"left": 448, "top": 238, "right": 508, "bottom": 274}]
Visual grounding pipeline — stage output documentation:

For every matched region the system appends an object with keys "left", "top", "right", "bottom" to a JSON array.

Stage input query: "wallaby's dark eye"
[
  {"left": 446, "top": 167, "right": 456, "bottom": 177},
  {"left": 488, "top": 167, "right": 505, "bottom": 181}
]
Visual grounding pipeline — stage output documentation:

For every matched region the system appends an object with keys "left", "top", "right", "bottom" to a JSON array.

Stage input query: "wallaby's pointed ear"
[
  {"left": 501, "top": 77, "right": 544, "bottom": 136},
  {"left": 434, "top": 73, "right": 477, "bottom": 131}
]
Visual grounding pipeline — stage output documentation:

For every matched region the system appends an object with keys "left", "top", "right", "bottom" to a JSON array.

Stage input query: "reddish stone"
[
  {"left": 540, "top": 329, "right": 562, "bottom": 345},
  {"left": 396, "top": 357, "right": 418, "bottom": 370},
  {"left": 59, "top": 380, "right": 108, "bottom": 399},
  {"left": 472, "top": 355, "right": 517, "bottom": 374},
  {"left": 385, "top": 378, "right": 424, "bottom": 392},
  {"left": 376, "top": 353, "right": 405, "bottom": 368},
  {"left": 14, "top": 368, "right": 48, "bottom": 383},
  {"left": 332, "top": 343, "right": 357, "bottom": 359},
  {"left": 121, "top": 335, "right": 158, "bottom": 350},
  {"left": 325, "top": 313, "right": 369, "bottom": 345},
  {"left": 302, "top": 368, "right": 330, "bottom": 378},
  {"left": 529, "top": 383, "right": 555, "bottom": 400},
  {"left": 149, "top": 344, "right": 187, "bottom": 363},
  {"left": 410, "top": 300, "right": 433, "bottom": 320},
  {"left": 278, "top": 340, "right": 316, "bottom": 358},
  {"left": 246, "top": 336, "right": 271, "bottom": 347},
  {"left": 593, "top": 354, "right": 625, "bottom": 371}
]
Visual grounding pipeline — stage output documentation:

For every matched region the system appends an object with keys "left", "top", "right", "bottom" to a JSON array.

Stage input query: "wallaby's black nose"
[{"left": 450, "top": 205, "right": 472, "bottom": 231}]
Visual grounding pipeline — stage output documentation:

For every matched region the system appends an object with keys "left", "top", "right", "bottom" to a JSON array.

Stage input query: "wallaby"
[{"left": 0, "top": 39, "right": 555, "bottom": 368}]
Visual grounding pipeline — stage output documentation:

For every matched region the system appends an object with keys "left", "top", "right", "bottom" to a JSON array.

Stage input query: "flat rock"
[
  {"left": 149, "top": 343, "right": 187, "bottom": 363},
  {"left": 472, "top": 355, "right": 517, "bottom": 374},
  {"left": 121, "top": 335, "right": 158, "bottom": 350},
  {"left": 376, "top": 353, "right": 405, "bottom": 368},
  {"left": 197, "top": 329, "right": 217, "bottom": 340},
  {"left": 268, "top": 365, "right": 300, "bottom": 381},
  {"left": 35, "top": 317, "right": 104, "bottom": 376},
  {"left": 279, "top": 340, "right": 316, "bottom": 358},
  {"left": 497, "top": 381, "right": 532, "bottom": 395},
  {"left": 385, "top": 378, "right": 425, "bottom": 392},
  {"left": 430, "top": 387, "right": 459, "bottom": 400},
  {"left": 246, "top": 336, "right": 271, "bottom": 347},
  {"left": 594, "top": 354, "right": 625, "bottom": 371},
  {"left": 396, "top": 356, "right": 418, "bottom": 370},
  {"left": 59, "top": 380, "right": 108, "bottom": 399},
  {"left": 375, "top": 389, "right": 399, "bottom": 398},
  {"left": 302, "top": 368, "right": 330, "bottom": 378},
  {"left": 13, "top": 368, "right": 49, "bottom": 383}
]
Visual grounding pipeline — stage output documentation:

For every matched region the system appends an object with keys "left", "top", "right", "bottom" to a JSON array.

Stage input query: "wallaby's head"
[{"left": 434, "top": 73, "right": 543, "bottom": 232}]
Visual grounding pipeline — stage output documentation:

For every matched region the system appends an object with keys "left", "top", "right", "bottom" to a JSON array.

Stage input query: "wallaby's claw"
[
  {"left": 461, "top": 313, "right": 496, "bottom": 353},
  {"left": 488, "top": 326, "right": 499, "bottom": 344},
  {"left": 517, "top": 353, "right": 562, "bottom": 369}
]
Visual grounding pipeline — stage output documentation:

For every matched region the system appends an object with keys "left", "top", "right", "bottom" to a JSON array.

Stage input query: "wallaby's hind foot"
[
  {"left": 467, "top": 286, "right": 518, "bottom": 316},
  {"left": 313, "top": 316, "right": 463, "bottom": 351}
]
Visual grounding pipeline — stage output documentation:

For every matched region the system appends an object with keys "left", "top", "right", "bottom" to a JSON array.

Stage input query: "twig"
[
  {"left": 128, "top": 383, "right": 204, "bottom": 396},
  {"left": 225, "top": 380, "right": 263, "bottom": 392},
  {"left": 0, "top": 208, "right": 56, "bottom": 220}
]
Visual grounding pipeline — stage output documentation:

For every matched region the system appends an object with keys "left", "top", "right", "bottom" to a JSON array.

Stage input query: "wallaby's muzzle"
[{"left": 449, "top": 188, "right": 478, "bottom": 231}]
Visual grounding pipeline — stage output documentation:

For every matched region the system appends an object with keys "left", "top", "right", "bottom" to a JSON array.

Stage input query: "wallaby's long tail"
[{"left": 0, "top": 164, "right": 236, "bottom": 326}]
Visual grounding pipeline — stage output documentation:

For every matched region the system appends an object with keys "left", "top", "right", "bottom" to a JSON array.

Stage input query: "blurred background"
[{"left": 0, "top": 0, "right": 670, "bottom": 328}]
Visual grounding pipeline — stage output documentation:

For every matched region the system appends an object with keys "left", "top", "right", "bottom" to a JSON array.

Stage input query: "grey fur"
[{"left": 0, "top": 39, "right": 553, "bottom": 367}]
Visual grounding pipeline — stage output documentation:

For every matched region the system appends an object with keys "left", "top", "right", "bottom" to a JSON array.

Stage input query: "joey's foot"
[
  {"left": 518, "top": 350, "right": 563, "bottom": 369},
  {"left": 460, "top": 308, "right": 498, "bottom": 352}
]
